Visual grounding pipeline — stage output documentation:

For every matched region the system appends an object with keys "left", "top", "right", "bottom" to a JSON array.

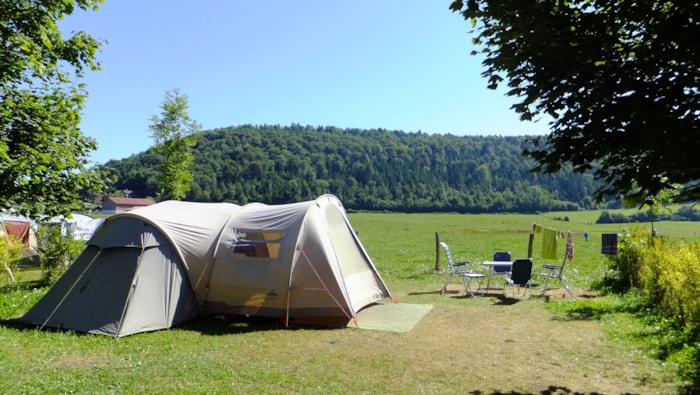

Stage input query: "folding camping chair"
[
  {"left": 539, "top": 244, "right": 576, "bottom": 300},
  {"left": 485, "top": 251, "right": 512, "bottom": 290},
  {"left": 439, "top": 242, "right": 486, "bottom": 297},
  {"left": 504, "top": 258, "right": 533, "bottom": 298}
]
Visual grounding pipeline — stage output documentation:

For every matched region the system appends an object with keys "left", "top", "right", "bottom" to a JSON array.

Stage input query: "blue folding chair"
[{"left": 487, "top": 251, "right": 512, "bottom": 289}]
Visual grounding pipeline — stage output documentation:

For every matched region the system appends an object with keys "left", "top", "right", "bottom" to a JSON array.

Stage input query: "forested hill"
[{"left": 104, "top": 124, "right": 612, "bottom": 213}]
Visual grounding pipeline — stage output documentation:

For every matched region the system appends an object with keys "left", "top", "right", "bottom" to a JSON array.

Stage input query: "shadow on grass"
[
  {"left": 0, "top": 318, "right": 37, "bottom": 331},
  {"left": 549, "top": 298, "right": 645, "bottom": 321},
  {"left": 1, "top": 314, "right": 343, "bottom": 337},
  {"left": 467, "top": 387, "right": 612, "bottom": 395},
  {"left": 0, "top": 280, "right": 44, "bottom": 293},
  {"left": 178, "top": 315, "right": 288, "bottom": 335},
  {"left": 408, "top": 290, "right": 447, "bottom": 296},
  {"left": 180, "top": 314, "right": 354, "bottom": 336},
  {"left": 488, "top": 294, "right": 523, "bottom": 306}
]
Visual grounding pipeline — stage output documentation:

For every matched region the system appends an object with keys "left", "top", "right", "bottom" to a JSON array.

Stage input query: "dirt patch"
[{"left": 394, "top": 285, "right": 677, "bottom": 394}]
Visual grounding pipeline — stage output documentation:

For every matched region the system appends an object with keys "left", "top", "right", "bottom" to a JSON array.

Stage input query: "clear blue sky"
[{"left": 61, "top": 1, "right": 550, "bottom": 165}]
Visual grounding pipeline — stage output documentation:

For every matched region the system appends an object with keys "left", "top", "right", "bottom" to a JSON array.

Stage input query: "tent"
[
  {"left": 53, "top": 213, "right": 105, "bottom": 241},
  {"left": 1, "top": 218, "right": 40, "bottom": 271},
  {"left": 20, "top": 195, "right": 393, "bottom": 337}
]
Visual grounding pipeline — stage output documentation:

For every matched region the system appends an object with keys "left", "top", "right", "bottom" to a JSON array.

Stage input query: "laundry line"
[{"left": 527, "top": 223, "right": 619, "bottom": 259}]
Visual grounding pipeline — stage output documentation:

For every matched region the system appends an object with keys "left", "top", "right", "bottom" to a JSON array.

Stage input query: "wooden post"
[
  {"left": 527, "top": 223, "right": 535, "bottom": 258},
  {"left": 435, "top": 232, "right": 441, "bottom": 271}
]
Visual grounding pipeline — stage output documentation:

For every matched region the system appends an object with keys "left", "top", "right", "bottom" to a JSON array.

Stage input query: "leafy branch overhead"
[
  {"left": 450, "top": 0, "right": 699, "bottom": 204},
  {"left": 0, "top": 0, "right": 106, "bottom": 220}
]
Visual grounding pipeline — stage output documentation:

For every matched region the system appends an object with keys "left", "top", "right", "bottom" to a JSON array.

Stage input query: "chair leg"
[
  {"left": 440, "top": 273, "right": 454, "bottom": 295},
  {"left": 559, "top": 276, "right": 576, "bottom": 300},
  {"left": 540, "top": 275, "right": 551, "bottom": 298}
]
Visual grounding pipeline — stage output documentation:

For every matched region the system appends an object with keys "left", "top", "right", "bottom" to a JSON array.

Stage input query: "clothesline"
[
  {"left": 528, "top": 223, "right": 622, "bottom": 236},
  {"left": 527, "top": 223, "right": 619, "bottom": 259}
]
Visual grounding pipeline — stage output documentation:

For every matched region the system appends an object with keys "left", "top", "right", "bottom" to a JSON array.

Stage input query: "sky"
[{"left": 60, "top": 1, "right": 551, "bottom": 165}]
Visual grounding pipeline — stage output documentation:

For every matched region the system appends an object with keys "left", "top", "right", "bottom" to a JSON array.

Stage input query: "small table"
[
  {"left": 481, "top": 260, "right": 513, "bottom": 290},
  {"left": 461, "top": 272, "right": 486, "bottom": 297}
]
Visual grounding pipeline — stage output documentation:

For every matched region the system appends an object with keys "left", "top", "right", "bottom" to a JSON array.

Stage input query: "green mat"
[{"left": 348, "top": 302, "right": 433, "bottom": 333}]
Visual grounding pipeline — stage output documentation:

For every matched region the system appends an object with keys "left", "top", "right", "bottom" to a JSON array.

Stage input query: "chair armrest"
[{"left": 542, "top": 264, "right": 561, "bottom": 270}]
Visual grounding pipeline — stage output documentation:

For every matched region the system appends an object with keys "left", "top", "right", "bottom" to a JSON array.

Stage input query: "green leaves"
[
  {"left": 0, "top": 0, "right": 105, "bottom": 220},
  {"left": 451, "top": 0, "right": 699, "bottom": 203},
  {"left": 149, "top": 89, "right": 201, "bottom": 201}
]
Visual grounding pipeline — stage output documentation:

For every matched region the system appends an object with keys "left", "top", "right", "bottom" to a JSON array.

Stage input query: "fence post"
[
  {"left": 435, "top": 232, "right": 441, "bottom": 271},
  {"left": 527, "top": 223, "right": 535, "bottom": 258}
]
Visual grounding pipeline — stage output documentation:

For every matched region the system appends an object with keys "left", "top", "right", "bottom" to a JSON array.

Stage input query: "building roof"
[{"left": 106, "top": 197, "right": 155, "bottom": 206}]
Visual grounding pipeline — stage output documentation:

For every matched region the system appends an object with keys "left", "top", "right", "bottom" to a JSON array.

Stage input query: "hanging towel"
[
  {"left": 602, "top": 233, "right": 618, "bottom": 255},
  {"left": 566, "top": 231, "right": 574, "bottom": 261},
  {"left": 541, "top": 227, "right": 558, "bottom": 259}
]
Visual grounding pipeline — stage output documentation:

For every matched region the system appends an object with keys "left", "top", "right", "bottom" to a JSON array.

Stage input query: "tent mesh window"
[{"left": 232, "top": 232, "right": 284, "bottom": 258}]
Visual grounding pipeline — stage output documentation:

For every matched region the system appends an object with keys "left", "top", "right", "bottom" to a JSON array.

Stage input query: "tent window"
[{"left": 232, "top": 231, "right": 284, "bottom": 259}]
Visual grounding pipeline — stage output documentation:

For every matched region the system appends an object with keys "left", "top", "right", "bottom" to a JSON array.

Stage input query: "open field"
[
  {"left": 1, "top": 210, "right": 696, "bottom": 394},
  {"left": 350, "top": 210, "right": 698, "bottom": 285}
]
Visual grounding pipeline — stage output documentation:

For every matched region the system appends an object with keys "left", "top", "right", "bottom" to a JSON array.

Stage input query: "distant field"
[{"left": 348, "top": 209, "right": 699, "bottom": 295}]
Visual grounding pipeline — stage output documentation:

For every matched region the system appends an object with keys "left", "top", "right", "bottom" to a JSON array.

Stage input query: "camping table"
[{"left": 481, "top": 260, "right": 513, "bottom": 290}]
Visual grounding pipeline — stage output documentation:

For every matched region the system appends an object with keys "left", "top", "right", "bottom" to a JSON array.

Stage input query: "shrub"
[
  {"left": 36, "top": 224, "right": 84, "bottom": 285},
  {"left": 605, "top": 226, "right": 700, "bottom": 328},
  {"left": 602, "top": 226, "right": 649, "bottom": 291},
  {"left": 0, "top": 233, "right": 24, "bottom": 284},
  {"left": 642, "top": 239, "right": 700, "bottom": 328},
  {"left": 602, "top": 228, "right": 700, "bottom": 391}
]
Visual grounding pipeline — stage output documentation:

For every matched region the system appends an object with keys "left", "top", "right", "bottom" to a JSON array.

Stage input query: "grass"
[{"left": 0, "top": 210, "right": 695, "bottom": 394}]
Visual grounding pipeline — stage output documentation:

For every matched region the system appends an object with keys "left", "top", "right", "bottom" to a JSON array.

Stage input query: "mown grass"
[
  {"left": 350, "top": 210, "right": 622, "bottom": 289},
  {"left": 0, "top": 210, "right": 695, "bottom": 394}
]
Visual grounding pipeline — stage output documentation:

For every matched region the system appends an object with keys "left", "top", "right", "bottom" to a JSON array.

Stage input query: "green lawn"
[
  {"left": 349, "top": 210, "right": 644, "bottom": 287},
  {"left": 0, "top": 210, "right": 694, "bottom": 394}
]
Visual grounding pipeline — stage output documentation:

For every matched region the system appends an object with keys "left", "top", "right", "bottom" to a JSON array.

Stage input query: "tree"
[
  {"left": 0, "top": 0, "right": 106, "bottom": 219},
  {"left": 148, "top": 89, "right": 201, "bottom": 201},
  {"left": 450, "top": 1, "right": 699, "bottom": 204}
]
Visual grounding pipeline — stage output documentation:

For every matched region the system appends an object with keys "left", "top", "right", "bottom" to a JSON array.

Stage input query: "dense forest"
[{"left": 103, "top": 124, "right": 618, "bottom": 213}]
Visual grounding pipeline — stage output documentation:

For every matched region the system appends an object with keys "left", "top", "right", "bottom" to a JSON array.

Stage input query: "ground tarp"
[{"left": 349, "top": 303, "right": 433, "bottom": 333}]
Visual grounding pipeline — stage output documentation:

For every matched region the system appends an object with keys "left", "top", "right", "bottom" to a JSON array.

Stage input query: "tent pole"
[
  {"left": 285, "top": 245, "right": 301, "bottom": 329},
  {"left": 285, "top": 275, "right": 292, "bottom": 329},
  {"left": 116, "top": 245, "right": 146, "bottom": 336}
]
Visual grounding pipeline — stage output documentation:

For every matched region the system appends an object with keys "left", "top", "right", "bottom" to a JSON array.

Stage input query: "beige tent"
[{"left": 21, "top": 195, "right": 393, "bottom": 337}]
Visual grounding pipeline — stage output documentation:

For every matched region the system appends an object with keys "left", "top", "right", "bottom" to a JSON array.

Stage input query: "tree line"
[
  {"left": 596, "top": 206, "right": 700, "bottom": 224},
  {"left": 101, "top": 124, "right": 619, "bottom": 213}
]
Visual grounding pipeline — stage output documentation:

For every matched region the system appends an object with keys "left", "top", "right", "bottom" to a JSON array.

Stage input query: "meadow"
[{"left": 1, "top": 210, "right": 696, "bottom": 394}]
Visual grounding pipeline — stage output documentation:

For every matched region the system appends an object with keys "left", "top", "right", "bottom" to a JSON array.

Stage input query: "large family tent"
[{"left": 20, "top": 195, "right": 393, "bottom": 337}]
